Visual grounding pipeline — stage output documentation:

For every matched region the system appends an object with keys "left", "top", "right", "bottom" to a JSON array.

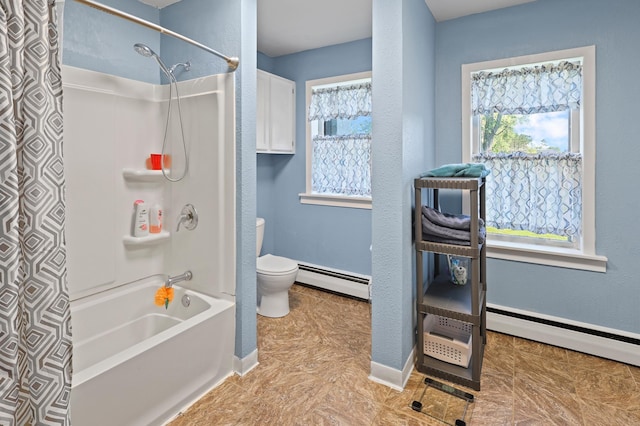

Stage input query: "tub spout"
[{"left": 165, "top": 270, "right": 193, "bottom": 288}]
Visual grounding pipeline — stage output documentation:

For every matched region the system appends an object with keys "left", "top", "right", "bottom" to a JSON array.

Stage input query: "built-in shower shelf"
[
  {"left": 122, "top": 169, "right": 164, "bottom": 182},
  {"left": 122, "top": 231, "right": 170, "bottom": 246}
]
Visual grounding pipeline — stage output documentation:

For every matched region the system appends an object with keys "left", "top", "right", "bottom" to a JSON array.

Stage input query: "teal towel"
[{"left": 421, "top": 163, "right": 490, "bottom": 178}]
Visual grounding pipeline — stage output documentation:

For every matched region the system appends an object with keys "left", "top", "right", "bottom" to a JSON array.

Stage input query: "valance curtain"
[
  {"left": 0, "top": 1, "right": 72, "bottom": 425},
  {"left": 308, "top": 80, "right": 372, "bottom": 197},
  {"left": 471, "top": 61, "right": 582, "bottom": 116},
  {"left": 473, "top": 152, "right": 582, "bottom": 238},
  {"left": 308, "top": 81, "right": 372, "bottom": 121},
  {"left": 471, "top": 61, "right": 583, "bottom": 239}
]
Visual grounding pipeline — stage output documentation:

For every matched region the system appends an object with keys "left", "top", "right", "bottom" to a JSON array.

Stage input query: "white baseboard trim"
[
  {"left": 233, "top": 349, "right": 259, "bottom": 376},
  {"left": 369, "top": 347, "right": 415, "bottom": 391},
  {"left": 295, "top": 261, "right": 371, "bottom": 300},
  {"left": 487, "top": 304, "right": 640, "bottom": 367}
]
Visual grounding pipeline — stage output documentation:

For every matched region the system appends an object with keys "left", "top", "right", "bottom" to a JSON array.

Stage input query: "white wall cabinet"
[{"left": 257, "top": 69, "right": 295, "bottom": 154}]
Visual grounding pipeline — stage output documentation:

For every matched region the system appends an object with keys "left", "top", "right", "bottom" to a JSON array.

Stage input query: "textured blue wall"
[
  {"left": 235, "top": 0, "right": 258, "bottom": 360},
  {"left": 435, "top": 0, "right": 640, "bottom": 333},
  {"left": 64, "top": 0, "right": 241, "bottom": 82},
  {"left": 257, "top": 38, "right": 373, "bottom": 275},
  {"left": 161, "top": 0, "right": 241, "bottom": 79},
  {"left": 371, "top": 0, "right": 435, "bottom": 371},
  {"left": 63, "top": 0, "right": 160, "bottom": 82},
  {"left": 257, "top": 51, "right": 275, "bottom": 73}
]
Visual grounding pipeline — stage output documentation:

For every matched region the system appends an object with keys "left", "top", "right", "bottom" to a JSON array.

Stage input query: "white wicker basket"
[{"left": 423, "top": 315, "right": 472, "bottom": 368}]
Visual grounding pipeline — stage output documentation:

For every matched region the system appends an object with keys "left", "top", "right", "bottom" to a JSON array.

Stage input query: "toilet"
[{"left": 256, "top": 217, "right": 299, "bottom": 317}]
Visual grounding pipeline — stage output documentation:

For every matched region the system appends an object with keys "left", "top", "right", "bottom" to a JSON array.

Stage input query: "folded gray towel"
[
  {"left": 421, "top": 206, "right": 484, "bottom": 231},
  {"left": 422, "top": 213, "right": 485, "bottom": 245}
]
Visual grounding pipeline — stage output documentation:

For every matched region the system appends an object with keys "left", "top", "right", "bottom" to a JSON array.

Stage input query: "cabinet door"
[
  {"left": 268, "top": 75, "right": 295, "bottom": 153},
  {"left": 256, "top": 70, "right": 269, "bottom": 152}
]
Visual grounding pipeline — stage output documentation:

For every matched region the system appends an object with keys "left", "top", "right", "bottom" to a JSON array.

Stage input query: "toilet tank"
[{"left": 256, "top": 217, "right": 265, "bottom": 257}]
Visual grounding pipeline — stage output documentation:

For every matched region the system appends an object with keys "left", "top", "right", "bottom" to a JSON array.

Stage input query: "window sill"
[
  {"left": 486, "top": 240, "right": 607, "bottom": 272},
  {"left": 299, "top": 193, "right": 372, "bottom": 209}
]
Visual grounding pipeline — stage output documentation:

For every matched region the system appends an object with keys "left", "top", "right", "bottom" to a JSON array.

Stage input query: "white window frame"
[
  {"left": 299, "top": 71, "right": 372, "bottom": 209},
  {"left": 462, "top": 46, "right": 607, "bottom": 272}
]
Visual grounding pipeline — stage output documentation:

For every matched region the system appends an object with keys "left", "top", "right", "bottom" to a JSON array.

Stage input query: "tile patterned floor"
[{"left": 169, "top": 284, "right": 640, "bottom": 425}]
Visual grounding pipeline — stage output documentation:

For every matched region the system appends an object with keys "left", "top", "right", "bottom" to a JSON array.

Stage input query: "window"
[
  {"left": 299, "top": 72, "right": 372, "bottom": 209},
  {"left": 462, "top": 46, "right": 607, "bottom": 272}
]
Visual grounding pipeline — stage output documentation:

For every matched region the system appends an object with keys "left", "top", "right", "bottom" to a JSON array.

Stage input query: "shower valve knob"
[{"left": 176, "top": 204, "right": 198, "bottom": 232}]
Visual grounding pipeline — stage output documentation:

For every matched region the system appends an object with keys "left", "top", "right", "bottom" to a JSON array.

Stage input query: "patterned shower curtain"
[{"left": 0, "top": 1, "right": 72, "bottom": 425}]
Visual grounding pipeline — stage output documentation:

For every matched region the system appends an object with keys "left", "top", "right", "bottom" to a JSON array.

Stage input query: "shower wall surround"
[
  {"left": 63, "top": 0, "right": 256, "bottom": 374},
  {"left": 63, "top": 66, "right": 236, "bottom": 301}
]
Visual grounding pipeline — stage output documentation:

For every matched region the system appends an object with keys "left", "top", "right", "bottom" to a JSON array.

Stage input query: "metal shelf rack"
[{"left": 414, "top": 176, "right": 487, "bottom": 391}]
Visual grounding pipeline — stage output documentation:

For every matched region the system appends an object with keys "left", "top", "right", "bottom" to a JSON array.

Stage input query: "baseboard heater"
[
  {"left": 487, "top": 305, "right": 640, "bottom": 367},
  {"left": 295, "top": 262, "right": 370, "bottom": 300}
]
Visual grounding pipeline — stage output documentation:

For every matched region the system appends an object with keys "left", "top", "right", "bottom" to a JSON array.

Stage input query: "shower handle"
[{"left": 176, "top": 204, "right": 198, "bottom": 232}]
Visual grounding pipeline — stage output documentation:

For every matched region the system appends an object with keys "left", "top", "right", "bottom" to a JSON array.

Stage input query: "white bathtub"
[{"left": 70, "top": 278, "right": 235, "bottom": 426}]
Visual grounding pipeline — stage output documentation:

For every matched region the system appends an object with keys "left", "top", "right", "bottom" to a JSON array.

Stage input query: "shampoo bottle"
[
  {"left": 149, "top": 204, "right": 163, "bottom": 234},
  {"left": 133, "top": 200, "right": 149, "bottom": 237}
]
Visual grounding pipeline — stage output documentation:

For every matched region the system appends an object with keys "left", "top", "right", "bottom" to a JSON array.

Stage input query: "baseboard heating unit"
[
  {"left": 487, "top": 304, "right": 640, "bottom": 367},
  {"left": 295, "top": 262, "right": 370, "bottom": 300}
]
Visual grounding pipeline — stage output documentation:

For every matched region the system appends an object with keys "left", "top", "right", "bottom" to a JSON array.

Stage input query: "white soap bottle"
[
  {"left": 133, "top": 200, "right": 149, "bottom": 237},
  {"left": 149, "top": 204, "right": 163, "bottom": 234}
]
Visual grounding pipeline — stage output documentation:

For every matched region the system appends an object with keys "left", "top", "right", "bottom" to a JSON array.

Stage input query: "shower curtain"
[{"left": 0, "top": 1, "right": 72, "bottom": 425}]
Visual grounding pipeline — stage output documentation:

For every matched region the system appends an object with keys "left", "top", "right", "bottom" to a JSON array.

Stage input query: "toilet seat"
[{"left": 257, "top": 254, "right": 298, "bottom": 276}]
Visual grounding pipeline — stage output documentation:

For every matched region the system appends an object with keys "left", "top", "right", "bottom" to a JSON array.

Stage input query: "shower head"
[
  {"left": 133, "top": 42, "right": 155, "bottom": 58},
  {"left": 134, "top": 43, "right": 172, "bottom": 80}
]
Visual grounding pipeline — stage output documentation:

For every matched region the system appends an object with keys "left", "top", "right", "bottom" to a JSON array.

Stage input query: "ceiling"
[
  {"left": 424, "top": 0, "right": 536, "bottom": 22},
  {"left": 138, "top": 0, "right": 537, "bottom": 58},
  {"left": 257, "top": 0, "right": 536, "bottom": 57},
  {"left": 138, "top": 0, "right": 181, "bottom": 8},
  {"left": 257, "top": 0, "right": 373, "bottom": 58}
]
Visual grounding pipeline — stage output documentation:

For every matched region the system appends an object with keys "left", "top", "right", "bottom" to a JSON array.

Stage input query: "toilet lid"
[{"left": 257, "top": 254, "right": 298, "bottom": 275}]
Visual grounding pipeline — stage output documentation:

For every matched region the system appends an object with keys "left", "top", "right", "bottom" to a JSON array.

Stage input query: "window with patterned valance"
[
  {"left": 469, "top": 54, "right": 586, "bottom": 247},
  {"left": 301, "top": 73, "right": 372, "bottom": 207}
]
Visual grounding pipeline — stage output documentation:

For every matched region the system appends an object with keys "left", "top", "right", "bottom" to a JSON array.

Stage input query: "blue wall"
[
  {"left": 161, "top": 0, "right": 241, "bottom": 78},
  {"left": 64, "top": 0, "right": 242, "bottom": 83},
  {"left": 235, "top": 0, "right": 258, "bottom": 361},
  {"left": 370, "top": 0, "right": 435, "bottom": 372},
  {"left": 257, "top": 51, "right": 275, "bottom": 73},
  {"left": 257, "top": 38, "right": 373, "bottom": 275},
  {"left": 63, "top": 0, "right": 160, "bottom": 82},
  {"left": 435, "top": 0, "right": 640, "bottom": 334}
]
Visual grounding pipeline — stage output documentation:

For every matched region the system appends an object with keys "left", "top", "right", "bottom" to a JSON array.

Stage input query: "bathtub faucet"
[{"left": 165, "top": 270, "right": 193, "bottom": 288}]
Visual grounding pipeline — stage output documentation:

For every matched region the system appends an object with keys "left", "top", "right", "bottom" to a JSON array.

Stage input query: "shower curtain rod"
[{"left": 73, "top": 0, "right": 239, "bottom": 71}]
